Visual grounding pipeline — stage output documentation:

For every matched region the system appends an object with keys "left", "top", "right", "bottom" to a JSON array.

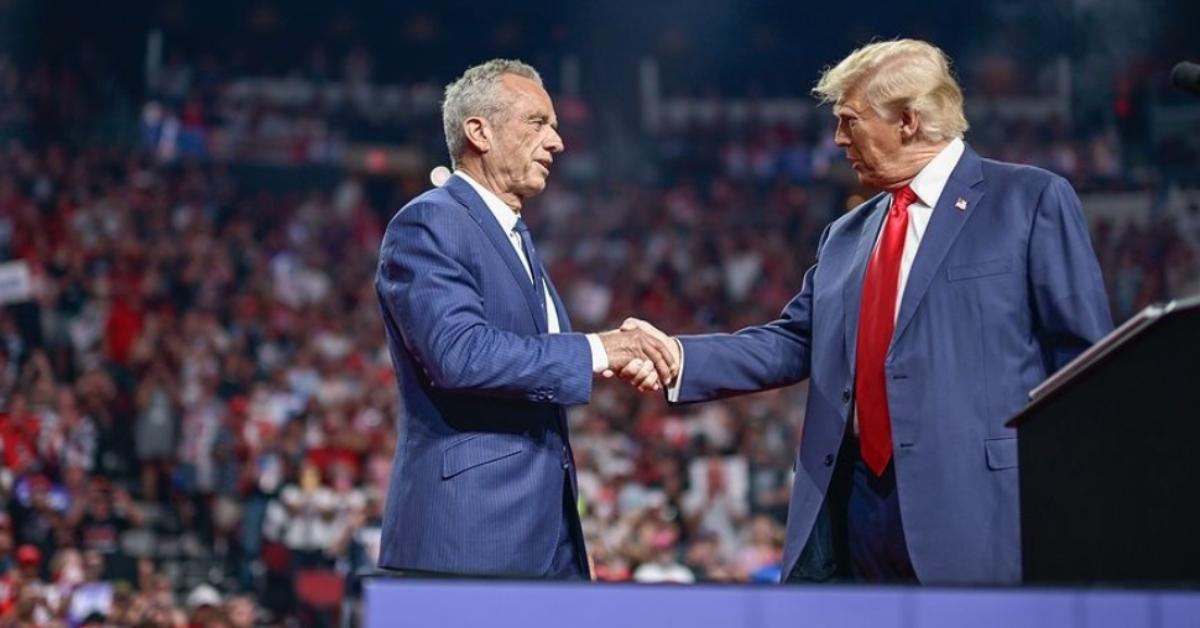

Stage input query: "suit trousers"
[
  {"left": 845, "top": 444, "right": 917, "bottom": 582},
  {"left": 786, "top": 435, "right": 917, "bottom": 583}
]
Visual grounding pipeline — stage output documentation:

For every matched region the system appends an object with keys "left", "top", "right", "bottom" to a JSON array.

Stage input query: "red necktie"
[{"left": 855, "top": 186, "right": 917, "bottom": 476}]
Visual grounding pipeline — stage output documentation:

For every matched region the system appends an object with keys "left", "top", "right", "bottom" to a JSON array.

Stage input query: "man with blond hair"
[
  {"left": 374, "top": 59, "right": 677, "bottom": 579},
  {"left": 623, "top": 40, "right": 1112, "bottom": 584}
]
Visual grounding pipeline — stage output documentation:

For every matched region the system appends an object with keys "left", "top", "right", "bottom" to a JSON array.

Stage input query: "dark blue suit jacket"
[
  {"left": 674, "top": 146, "right": 1113, "bottom": 584},
  {"left": 374, "top": 174, "right": 591, "bottom": 577}
]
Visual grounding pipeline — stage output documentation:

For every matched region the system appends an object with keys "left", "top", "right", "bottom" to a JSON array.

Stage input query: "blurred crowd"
[
  {"left": 133, "top": 43, "right": 1200, "bottom": 193},
  {"left": 1, "top": 22, "right": 1199, "bottom": 628},
  {"left": 0, "top": 140, "right": 392, "bottom": 625}
]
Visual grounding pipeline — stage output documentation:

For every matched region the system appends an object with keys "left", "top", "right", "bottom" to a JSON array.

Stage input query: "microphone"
[{"left": 1170, "top": 62, "right": 1200, "bottom": 96}]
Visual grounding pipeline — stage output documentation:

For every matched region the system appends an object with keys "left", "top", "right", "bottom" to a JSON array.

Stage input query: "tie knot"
[
  {"left": 513, "top": 217, "right": 529, "bottom": 234},
  {"left": 891, "top": 186, "right": 918, "bottom": 213}
]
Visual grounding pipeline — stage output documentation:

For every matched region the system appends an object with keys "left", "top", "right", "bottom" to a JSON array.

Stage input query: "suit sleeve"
[
  {"left": 670, "top": 226, "right": 826, "bottom": 403},
  {"left": 1028, "top": 175, "right": 1114, "bottom": 371},
  {"left": 376, "top": 202, "right": 593, "bottom": 405}
]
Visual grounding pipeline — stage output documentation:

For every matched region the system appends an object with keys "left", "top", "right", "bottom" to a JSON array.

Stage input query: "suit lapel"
[
  {"left": 891, "top": 145, "right": 985, "bottom": 347},
  {"left": 843, "top": 193, "right": 890, "bottom": 369},
  {"left": 443, "top": 175, "right": 548, "bottom": 333}
]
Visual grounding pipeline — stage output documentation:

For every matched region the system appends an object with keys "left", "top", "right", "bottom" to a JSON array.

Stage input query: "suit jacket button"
[
  {"left": 562, "top": 459, "right": 570, "bottom": 470},
  {"left": 824, "top": 454, "right": 835, "bottom": 467},
  {"left": 841, "top": 388, "right": 850, "bottom": 403}
]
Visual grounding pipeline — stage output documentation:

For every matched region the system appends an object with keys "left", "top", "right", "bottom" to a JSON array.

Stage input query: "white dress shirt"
[
  {"left": 667, "top": 138, "right": 966, "bottom": 403},
  {"left": 884, "top": 137, "right": 965, "bottom": 321},
  {"left": 455, "top": 171, "right": 608, "bottom": 373}
]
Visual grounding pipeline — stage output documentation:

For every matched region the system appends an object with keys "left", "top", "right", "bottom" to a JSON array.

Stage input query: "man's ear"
[
  {"left": 899, "top": 108, "right": 920, "bottom": 142},
  {"left": 463, "top": 116, "right": 491, "bottom": 154}
]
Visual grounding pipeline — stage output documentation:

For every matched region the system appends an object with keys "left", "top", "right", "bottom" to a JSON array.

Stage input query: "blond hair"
[
  {"left": 442, "top": 59, "right": 543, "bottom": 168},
  {"left": 813, "top": 39, "right": 968, "bottom": 142}
]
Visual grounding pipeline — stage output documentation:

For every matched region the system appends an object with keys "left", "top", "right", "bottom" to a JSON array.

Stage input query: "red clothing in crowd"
[
  {"left": 103, "top": 297, "right": 143, "bottom": 365},
  {"left": 0, "top": 410, "right": 39, "bottom": 471}
]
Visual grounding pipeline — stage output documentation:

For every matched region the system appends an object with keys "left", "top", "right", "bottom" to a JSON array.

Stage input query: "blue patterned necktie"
[{"left": 513, "top": 217, "right": 546, "bottom": 308}]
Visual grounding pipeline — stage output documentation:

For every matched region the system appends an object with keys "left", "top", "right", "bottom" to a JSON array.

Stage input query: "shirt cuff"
[
  {"left": 585, "top": 334, "right": 609, "bottom": 373},
  {"left": 666, "top": 337, "right": 684, "bottom": 402}
]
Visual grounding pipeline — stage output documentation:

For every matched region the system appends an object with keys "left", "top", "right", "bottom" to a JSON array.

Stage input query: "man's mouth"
[{"left": 534, "top": 159, "right": 552, "bottom": 173}]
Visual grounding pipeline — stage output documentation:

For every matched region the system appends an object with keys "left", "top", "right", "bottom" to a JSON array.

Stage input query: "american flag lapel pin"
[{"left": 955, "top": 197, "right": 968, "bottom": 211}]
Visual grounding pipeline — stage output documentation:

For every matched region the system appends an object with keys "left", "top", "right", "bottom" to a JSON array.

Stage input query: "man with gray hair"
[
  {"left": 374, "top": 59, "right": 677, "bottom": 578},
  {"left": 624, "top": 39, "right": 1112, "bottom": 584}
]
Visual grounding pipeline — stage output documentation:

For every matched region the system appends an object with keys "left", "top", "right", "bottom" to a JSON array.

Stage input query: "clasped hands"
[{"left": 598, "top": 318, "right": 678, "bottom": 393}]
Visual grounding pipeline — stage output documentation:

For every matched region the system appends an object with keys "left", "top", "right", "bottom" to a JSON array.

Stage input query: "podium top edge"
[{"left": 1006, "top": 294, "right": 1200, "bottom": 428}]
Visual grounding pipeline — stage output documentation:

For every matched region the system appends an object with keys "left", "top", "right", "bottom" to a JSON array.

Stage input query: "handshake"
[{"left": 597, "top": 318, "right": 678, "bottom": 393}]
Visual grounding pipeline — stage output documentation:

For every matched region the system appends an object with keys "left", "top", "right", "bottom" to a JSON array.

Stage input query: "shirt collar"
[
  {"left": 455, "top": 170, "right": 521, "bottom": 233},
  {"left": 908, "top": 137, "right": 965, "bottom": 209}
]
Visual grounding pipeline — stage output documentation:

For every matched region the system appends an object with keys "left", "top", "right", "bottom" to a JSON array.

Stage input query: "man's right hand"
[
  {"left": 598, "top": 322, "right": 679, "bottom": 390},
  {"left": 599, "top": 318, "right": 681, "bottom": 392}
]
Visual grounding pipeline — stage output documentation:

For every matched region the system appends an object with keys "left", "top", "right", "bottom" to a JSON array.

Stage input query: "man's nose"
[{"left": 546, "top": 128, "right": 564, "bottom": 153}]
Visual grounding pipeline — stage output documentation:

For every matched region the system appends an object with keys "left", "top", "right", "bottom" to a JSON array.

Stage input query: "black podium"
[{"left": 1008, "top": 295, "right": 1200, "bottom": 585}]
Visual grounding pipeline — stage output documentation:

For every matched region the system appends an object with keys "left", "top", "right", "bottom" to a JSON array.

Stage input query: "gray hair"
[
  {"left": 442, "top": 59, "right": 543, "bottom": 169},
  {"left": 813, "top": 39, "right": 968, "bottom": 143}
]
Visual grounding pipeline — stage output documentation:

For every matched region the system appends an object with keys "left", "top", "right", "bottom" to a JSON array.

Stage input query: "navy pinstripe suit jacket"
[{"left": 375, "top": 174, "right": 592, "bottom": 576}]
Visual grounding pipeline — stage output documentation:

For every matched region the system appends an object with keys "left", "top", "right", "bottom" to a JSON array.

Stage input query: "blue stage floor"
[{"left": 364, "top": 579, "right": 1200, "bottom": 628}]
